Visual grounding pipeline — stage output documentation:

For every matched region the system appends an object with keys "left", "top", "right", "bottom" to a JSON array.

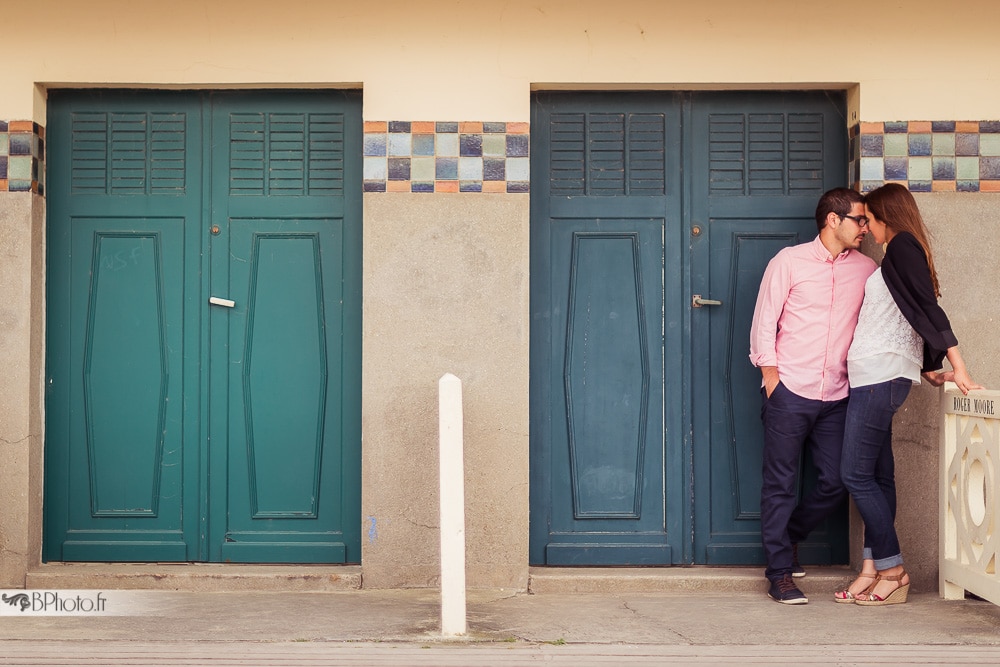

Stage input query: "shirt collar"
[{"left": 811, "top": 235, "right": 851, "bottom": 262}]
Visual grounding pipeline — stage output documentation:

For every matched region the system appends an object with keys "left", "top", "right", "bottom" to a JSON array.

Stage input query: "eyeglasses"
[{"left": 841, "top": 214, "right": 870, "bottom": 228}]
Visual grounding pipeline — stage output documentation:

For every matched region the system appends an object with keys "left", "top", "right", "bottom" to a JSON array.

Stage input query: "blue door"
[
  {"left": 530, "top": 91, "right": 850, "bottom": 566},
  {"left": 44, "top": 90, "right": 363, "bottom": 563}
]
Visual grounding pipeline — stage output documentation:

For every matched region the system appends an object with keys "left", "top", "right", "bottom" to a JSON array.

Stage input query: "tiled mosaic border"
[
  {"left": 851, "top": 121, "right": 1000, "bottom": 193},
  {"left": 0, "top": 121, "right": 45, "bottom": 194},
  {"left": 363, "top": 121, "right": 529, "bottom": 193}
]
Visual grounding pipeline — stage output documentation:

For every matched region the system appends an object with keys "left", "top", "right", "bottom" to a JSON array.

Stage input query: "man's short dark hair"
[{"left": 815, "top": 187, "right": 864, "bottom": 232}]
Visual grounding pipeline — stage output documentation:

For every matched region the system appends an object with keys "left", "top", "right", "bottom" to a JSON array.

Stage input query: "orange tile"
[
  {"left": 482, "top": 180, "right": 506, "bottom": 193},
  {"left": 0, "top": 180, "right": 7, "bottom": 191},
  {"left": 411, "top": 121, "right": 435, "bottom": 133},
  {"left": 979, "top": 180, "right": 1000, "bottom": 192},
  {"left": 37, "top": 126, "right": 45, "bottom": 140},
  {"left": 435, "top": 180, "right": 459, "bottom": 193},
  {"left": 860, "top": 122, "right": 884, "bottom": 135},
  {"left": 932, "top": 180, "right": 957, "bottom": 192},
  {"left": 459, "top": 122, "right": 483, "bottom": 133},
  {"left": 506, "top": 122, "right": 530, "bottom": 134},
  {"left": 956, "top": 121, "right": 979, "bottom": 133},
  {"left": 364, "top": 121, "right": 388, "bottom": 133},
  {"left": 386, "top": 180, "right": 410, "bottom": 192},
  {"left": 9, "top": 120, "right": 35, "bottom": 132},
  {"left": 908, "top": 121, "right": 932, "bottom": 133}
]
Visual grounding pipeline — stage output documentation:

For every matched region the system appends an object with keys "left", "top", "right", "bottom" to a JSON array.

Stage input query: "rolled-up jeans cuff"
[
  {"left": 873, "top": 553, "right": 904, "bottom": 570},
  {"left": 863, "top": 547, "right": 873, "bottom": 560}
]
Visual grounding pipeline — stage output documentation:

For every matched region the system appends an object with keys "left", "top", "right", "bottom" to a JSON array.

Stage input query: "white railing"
[{"left": 940, "top": 384, "right": 1000, "bottom": 605}]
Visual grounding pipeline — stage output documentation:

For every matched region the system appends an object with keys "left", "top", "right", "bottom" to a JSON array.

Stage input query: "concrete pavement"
[{"left": 3, "top": 567, "right": 1000, "bottom": 665}]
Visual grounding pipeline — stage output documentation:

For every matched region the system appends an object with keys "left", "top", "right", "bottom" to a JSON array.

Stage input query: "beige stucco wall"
[
  {"left": 2, "top": 1, "right": 1000, "bottom": 122},
  {"left": 362, "top": 194, "right": 530, "bottom": 589}
]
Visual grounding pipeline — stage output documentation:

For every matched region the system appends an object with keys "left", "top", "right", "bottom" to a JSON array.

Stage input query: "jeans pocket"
[{"left": 889, "top": 378, "right": 912, "bottom": 412}]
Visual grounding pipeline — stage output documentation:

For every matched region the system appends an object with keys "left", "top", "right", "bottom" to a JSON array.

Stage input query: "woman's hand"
[
  {"left": 952, "top": 368, "right": 984, "bottom": 395},
  {"left": 922, "top": 370, "right": 950, "bottom": 387}
]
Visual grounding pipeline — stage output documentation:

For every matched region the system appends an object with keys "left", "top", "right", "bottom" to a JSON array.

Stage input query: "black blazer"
[{"left": 880, "top": 231, "right": 958, "bottom": 372}]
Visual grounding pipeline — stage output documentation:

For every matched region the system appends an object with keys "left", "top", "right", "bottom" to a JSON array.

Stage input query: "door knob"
[
  {"left": 209, "top": 296, "right": 236, "bottom": 308},
  {"left": 692, "top": 295, "right": 722, "bottom": 308}
]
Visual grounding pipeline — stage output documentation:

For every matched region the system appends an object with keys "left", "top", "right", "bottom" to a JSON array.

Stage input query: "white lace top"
[{"left": 847, "top": 268, "right": 923, "bottom": 387}]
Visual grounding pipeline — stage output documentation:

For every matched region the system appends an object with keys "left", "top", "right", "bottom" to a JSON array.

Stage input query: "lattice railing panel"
[{"left": 940, "top": 386, "right": 1000, "bottom": 606}]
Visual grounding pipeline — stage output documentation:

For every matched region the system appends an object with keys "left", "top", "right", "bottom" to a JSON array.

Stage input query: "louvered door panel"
[
  {"left": 70, "top": 111, "right": 187, "bottom": 194},
  {"left": 708, "top": 112, "right": 825, "bottom": 196},
  {"left": 548, "top": 111, "right": 666, "bottom": 196},
  {"left": 229, "top": 112, "right": 346, "bottom": 196}
]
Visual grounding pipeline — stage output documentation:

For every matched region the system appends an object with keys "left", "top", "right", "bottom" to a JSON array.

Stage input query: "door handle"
[
  {"left": 692, "top": 294, "right": 722, "bottom": 308},
  {"left": 209, "top": 296, "right": 236, "bottom": 308}
]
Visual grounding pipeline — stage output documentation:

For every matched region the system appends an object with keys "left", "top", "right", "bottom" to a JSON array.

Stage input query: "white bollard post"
[{"left": 438, "top": 373, "right": 467, "bottom": 636}]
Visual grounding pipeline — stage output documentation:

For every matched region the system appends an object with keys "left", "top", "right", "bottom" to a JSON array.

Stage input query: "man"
[{"left": 749, "top": 187, "right": 876, "bottom": 604}]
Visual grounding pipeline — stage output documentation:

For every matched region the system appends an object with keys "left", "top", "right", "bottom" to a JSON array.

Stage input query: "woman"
[{"left": 833, "top": 183, "right": 981, "bottom": 606}]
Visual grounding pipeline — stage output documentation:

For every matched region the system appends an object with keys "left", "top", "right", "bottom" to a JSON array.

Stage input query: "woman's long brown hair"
[{"left": 864, "top": 183, "right": 940, "bottom": 297}]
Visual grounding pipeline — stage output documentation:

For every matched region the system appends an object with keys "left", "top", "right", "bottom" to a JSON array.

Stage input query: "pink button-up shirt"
[{"left": 749, "top": 236, "right": 876, "bottom": 401}]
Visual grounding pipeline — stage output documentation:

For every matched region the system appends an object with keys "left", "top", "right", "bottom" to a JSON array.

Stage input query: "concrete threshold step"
[
  {"left": 24, "top": 563, "right": 362, "bottom": 592},
  {"left": 528, "top": 566, "right": 854, "bottom": 594}
]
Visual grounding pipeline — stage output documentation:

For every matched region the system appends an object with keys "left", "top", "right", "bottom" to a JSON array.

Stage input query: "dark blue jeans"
[
  {"left": 840, "top": 378, "right": 912, "bottom": 569},
  {"left": 760, "top": 383, "right": 849, "bottom": 581}
]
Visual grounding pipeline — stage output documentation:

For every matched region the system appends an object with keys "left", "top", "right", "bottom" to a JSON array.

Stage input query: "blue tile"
[
  {"left": 387, "top": 157, "right": 411, "bottom": 180},
  {"left": 956, "top": 133, "right": 980, "bottom": 156},
  {"left": 861, "top": 134, "right": 883, "bottom": 157},
  {"left": 411, "top": 181, "right": 435, "bottom": 193},
  {"left": 957, "top": 180, "right": 980, "bottom": 192},
  {"left": 483, "top": 122, "right": 506, "bottom": 133},
  {"left": 483, "top": 157, "right": 505, "bottom": 181},
  {"left": 9, "top": 133, "right": 32, "bottom": 155},
  {"left": 860, "top": 180, "right": 883, "bottom": 193},
  {"left": 9, "top": 179, "right": 32, "bottom": 191},
  {"left": 884, "top": 121, "right": 909, "bottom": 133},
  {"left": 388, "top": 121, "right": 411, "bottom": 133},
  {"left": 459, "top": 180, "right": 483, "bottom": 193},
  {"left": 932, "top": 121, "right": 956, "bottom": 133},
  {"left": 507, "top": 134, "right": 529, "bottom": 157},
  {"left": 980, "top": 121, "right": 1000, "bottom": 133},
  {"left": 980, "top": 157, "right": 1000, "bottom": 180},
  {"left": 363, "top": 180, "right": 387, "bottom": 192},
  {"left": 507, "top": 181, "right": 530, "bottom": 193},
  {"left": 884, "top": 157, "right": 908, "bottom": 180},
  {"left": 932, "top": 156, "right": 956, "bottom": 180},
  {"left": 908, "top": 134, "right": 931, "bottom": 156},
  {"left": 0, "top": 156, "right": 6, "bottom": 178},
  {"left": 363, "top": 134, "right": 387, "bottom": 156},
  {"left": 412, "top": 133, "right": 435, "bottom": 156},
  {"left": 460, "top": 134, "right": 482, "bottom": 157},
  {"left": 0, "top": 121, "right": 7, "bottom": 131},
  {"left": 908, "top": 180, "right": 932, "bottom": 192},
  {"left": 436, "top": 122, "right": 458, "bottom": 133},
  {"left": 436, "top": 157, "right": 458, "bottom": 180}
]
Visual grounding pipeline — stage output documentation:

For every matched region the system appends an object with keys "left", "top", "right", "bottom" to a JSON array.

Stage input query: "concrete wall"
[
  {"left": 361, "top": 194, "right": 530, "bottom": 589},
  {"left": 0, "top": 194, "right": 45, "bottom": 587},
  {"left": 850, "top": 194, "right": 1000, "bottom": 592}
]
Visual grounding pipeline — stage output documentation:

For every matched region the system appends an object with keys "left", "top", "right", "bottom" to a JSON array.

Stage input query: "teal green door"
[
  {"left": 530, "top": 91, "right": 849, "bottom": 566},
  {"left": 44, "top": 90, "right": 362, "bottom": 563}
]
